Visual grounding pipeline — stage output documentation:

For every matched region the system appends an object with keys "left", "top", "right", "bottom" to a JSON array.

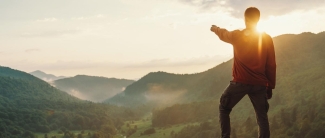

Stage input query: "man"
[{"left": 210, "top": 7, "right": 276, "bottom": 138}]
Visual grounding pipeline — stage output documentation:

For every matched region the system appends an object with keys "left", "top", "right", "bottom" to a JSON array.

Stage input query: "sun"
[{"left": 256, "top": 23, "right": 265, "bottom": 33}]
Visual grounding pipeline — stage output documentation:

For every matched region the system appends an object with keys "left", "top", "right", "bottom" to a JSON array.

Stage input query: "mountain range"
[
  {"left": 53, "top": 75, "right": 135, "bottom": 102},
  {"left": 0, "top": 66, "right": 140, "bottom": 138},
  {"left": 30, "top": 70, "right": 66, "bottom": 82},
  {"left": 2, "top": 31, "right": 325, "bottom": 138}
]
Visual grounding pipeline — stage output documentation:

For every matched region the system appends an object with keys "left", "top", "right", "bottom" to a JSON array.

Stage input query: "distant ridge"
[
  {"left": 54, "top": 75, "right": 135, "bottom": 102},
  {"left": 30, "top": 70, "right": 66, "bottom": 82}
]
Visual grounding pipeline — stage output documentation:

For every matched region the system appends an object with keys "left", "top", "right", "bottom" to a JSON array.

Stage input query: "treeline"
[
  {"left": 152, "top": 92, "right": 325, "bottom": 138},
  {"left": 172, "top": 104, "right": 325, "bottom": 138},
  {"left": 152, "top": 100, "right": 218, "bottom": 127},
  {"left": 0, "top": 69, "right": 142, "bottom": 138},
  {"left": 39, "top": 129, "right": 115, "bottom": 138},
  {"left": 172, "top": 121, "right": 219, "bottom": 138}
]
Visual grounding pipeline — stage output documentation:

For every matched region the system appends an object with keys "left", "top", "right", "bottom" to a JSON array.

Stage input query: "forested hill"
[
  {"left": 1, "top": 67, "right": 41, "bottom": 81},
  {"left": 106, "top": 31, "right": 325, "bottom": 108},
  {"left": 54, "top": 75, "right": 135, "bottom": 102},
  {"left": 0, "top": 67, "right": 140, "bottom": 138},
  {"left": 0, "top": 67, "right": 80, "bottom": 102},
  {"left": 105, "top": 60, "right": 232, "bottom": 107}
]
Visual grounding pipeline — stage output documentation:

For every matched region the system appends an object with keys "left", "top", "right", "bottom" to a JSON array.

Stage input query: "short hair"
[{"left": 245, "top": 7, "right": 260, "bottom": 23}]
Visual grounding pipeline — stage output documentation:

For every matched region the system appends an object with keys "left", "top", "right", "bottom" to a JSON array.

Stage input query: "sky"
[{"left": 1, "top": 0, "right": 325, "bottom": 79}]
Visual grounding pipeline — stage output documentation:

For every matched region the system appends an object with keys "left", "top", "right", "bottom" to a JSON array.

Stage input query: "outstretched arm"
[{"left": 210, "top": 25, "right": 235, "bottom": 44}]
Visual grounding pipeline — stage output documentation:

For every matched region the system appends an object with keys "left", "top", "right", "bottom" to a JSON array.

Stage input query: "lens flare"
[{"left": 256, "top": 23, "right": 265, "bottom": 33}]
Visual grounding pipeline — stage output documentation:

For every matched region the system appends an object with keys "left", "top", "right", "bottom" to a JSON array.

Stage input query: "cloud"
[
  {"left": 143, "top": 13, "right": 182, "bottom": 21},
  {"left": 96, "top": 14, "right": 105, "bottom": 18},
  {"left": 36, "top": 18, "right": 58, "bottom": 22},
  {"left": 20, "top": 29, "right": 81, "bottom": 37},
  {"left": 178, "top": 0, "right": 325, "bottom": 17},
  {"left": 71, "top": 17, "right": 86, "bottom": 20},
  {"left": 125, "top": 55, "right": 232, "bottom": 68},
  {"left": 4, "top": 55, "right": 232, "bottom": 80},
  {"left": 23, "top": 60, "right": 121, "bottom": 71},
  {"left": 31, "top": 55, "right": 231, "bottom": 71},
  {"left": 145, "top": 84, "right": 187, "bottom": 105},
  {"left": 25, "top": 48, "right": 40, "bottom": 53},
  {"left": 71, "top": 14, "right": 106, "bottom": 20},
  {"left": 66, "top": 89, "right": 89, "bottom": 101}
]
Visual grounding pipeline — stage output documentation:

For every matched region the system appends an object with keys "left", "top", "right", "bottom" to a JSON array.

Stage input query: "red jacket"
[{"left": 215, "top": 28, "right": 276, "bottom": 89}]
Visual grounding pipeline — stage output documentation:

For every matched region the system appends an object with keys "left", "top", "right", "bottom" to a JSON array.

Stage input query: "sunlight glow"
[{"left": 256, "top": 23, "right": 265, "bottom": 33}]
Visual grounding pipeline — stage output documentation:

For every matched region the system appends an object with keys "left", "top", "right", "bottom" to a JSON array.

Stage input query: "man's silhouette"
[{"left": 210, "top": 7, "right": 276, "bottom": 138}]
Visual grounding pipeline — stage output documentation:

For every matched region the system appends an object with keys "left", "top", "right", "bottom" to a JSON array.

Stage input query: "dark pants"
[{"left": 219, "top": 81, "right": 270, "bottom": 138}]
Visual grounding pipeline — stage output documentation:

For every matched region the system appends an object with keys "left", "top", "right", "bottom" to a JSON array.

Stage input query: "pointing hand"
[{"left": 210, "top": 25, "right": 218, "bottom": 32}]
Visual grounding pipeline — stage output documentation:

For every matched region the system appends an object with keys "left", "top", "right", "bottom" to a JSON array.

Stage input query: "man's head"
[{"left": 244, "top": 7, "right": 260, "bottom": 29}]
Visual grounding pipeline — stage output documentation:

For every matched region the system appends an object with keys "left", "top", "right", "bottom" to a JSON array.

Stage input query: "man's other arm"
[
  {"left": 265, "top": 36, "right": 276, "bottom": 89},
  {"left": 210, "top": 25, "right": 236, "bottom": 44}
]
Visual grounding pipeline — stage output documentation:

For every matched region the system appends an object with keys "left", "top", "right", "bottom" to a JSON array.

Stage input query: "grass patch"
[
  {"left": 118, "top": 114, "right": 199, "bottom": 138},
  {"left": 36, "top": 130, "right": 94, "bottom": 138}
]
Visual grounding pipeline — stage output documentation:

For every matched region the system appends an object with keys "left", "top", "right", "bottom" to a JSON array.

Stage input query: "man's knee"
[
  {"left": 219, "top": 104, "right": 232, "bottom": 114},
  {"left": 220, "top": 93, "right": 231, "bottom": 107}
]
